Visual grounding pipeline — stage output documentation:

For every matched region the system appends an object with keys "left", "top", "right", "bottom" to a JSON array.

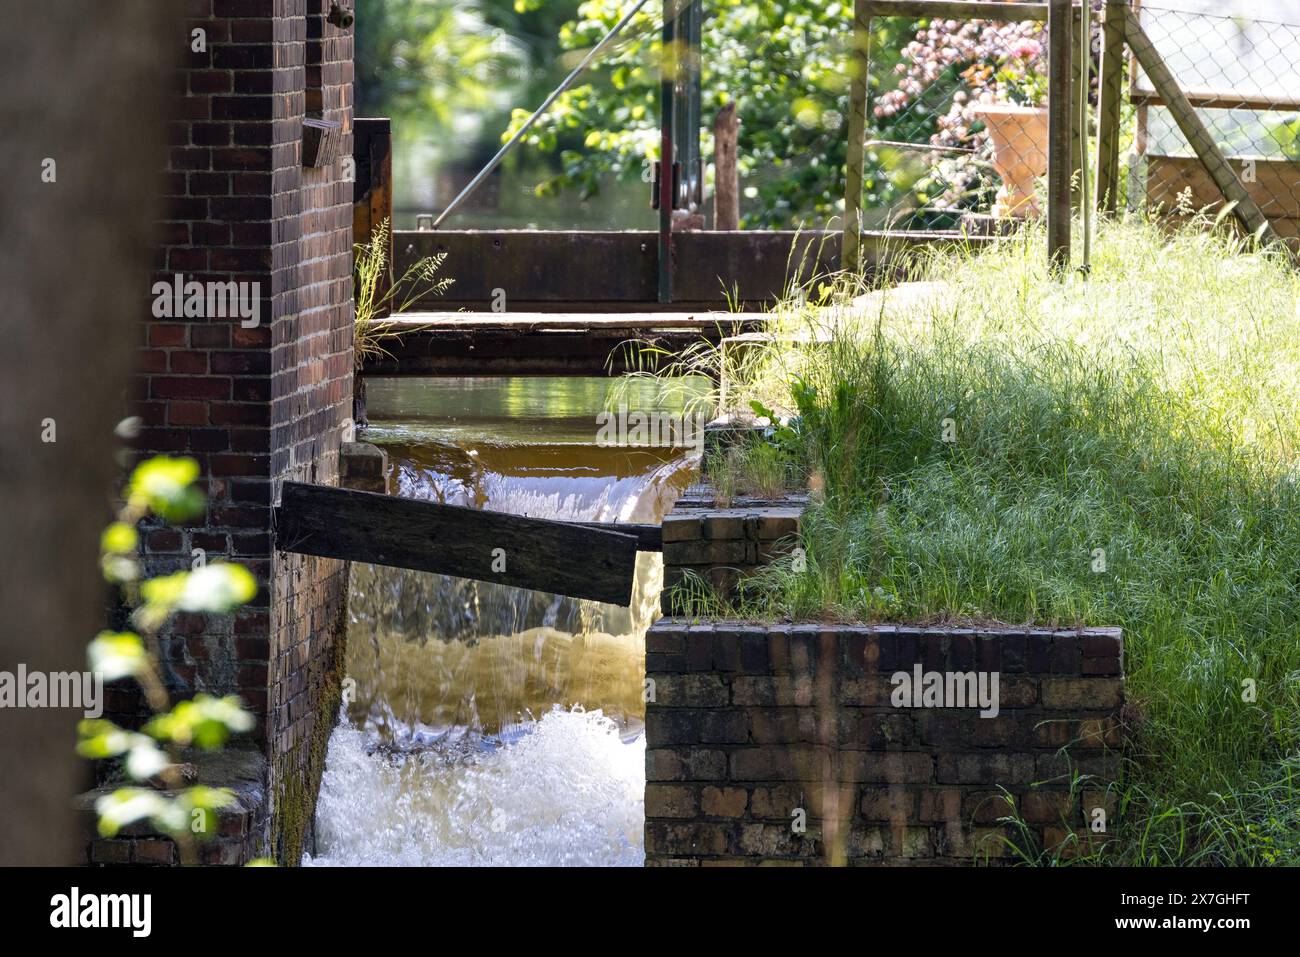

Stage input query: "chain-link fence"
[
  {"left": 1125, "top": 1, "right": 1300, "bottom": 246},
  {"left": 846, "top": 0, "right": 1300, "bottom": 258},
  {"left": 861, "top": 10, "right": 1055, "bottom": 233}
]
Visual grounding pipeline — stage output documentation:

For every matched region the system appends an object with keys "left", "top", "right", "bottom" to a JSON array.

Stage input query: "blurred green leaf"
[
  {"left": 100, "top": 522, "right": 138, "bottom": 555},
  {"left": 94, "top": 785, "right": 236, "bottom": 840},
  {"left": 88, "top": 631, "right": 149, "bottom": 682},
  {"left": 95, "top": 789, "right": 177, "bottom": 837},
  {"left": 136, "top": 564, "right": 256, "bottom": 631},
  {"left": 145, "top": 694, "right": 254, "bottom": 750},
  {"left": 127, "top": 456, "right": 206, "bottom": 522}
]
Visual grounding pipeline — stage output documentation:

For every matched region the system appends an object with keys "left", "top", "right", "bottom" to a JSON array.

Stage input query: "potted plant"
[{"left": 968, "top": 40, "right": 1049, "bottom": 218}]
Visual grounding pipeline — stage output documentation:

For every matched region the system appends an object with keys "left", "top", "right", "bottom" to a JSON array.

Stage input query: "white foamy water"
[
  {"left": 307, "top": 377, "right": 702, "bottom": 867},
  {"left": 305, "top": 707, "right": 646, "bottom": 867}
]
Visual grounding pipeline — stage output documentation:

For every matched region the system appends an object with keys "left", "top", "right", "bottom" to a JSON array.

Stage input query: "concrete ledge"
[
  {"left": 77, "top": 749, "right": 268, "bottom": 866},
  {"left": 340, "top": 441, "right": 388, "bottom": 494}
]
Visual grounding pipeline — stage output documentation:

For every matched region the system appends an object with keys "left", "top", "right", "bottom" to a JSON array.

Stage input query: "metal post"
[
  {"left": 843, "top": 0, "right": 870, "bottom": 272},
  {"left": 1047, "top": 0, "right": 1073, "bottom": 274}
]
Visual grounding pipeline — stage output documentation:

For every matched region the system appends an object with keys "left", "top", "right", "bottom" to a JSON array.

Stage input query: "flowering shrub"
[{"left": 871, "top": 18, "right": 1049, "bottom": 219}]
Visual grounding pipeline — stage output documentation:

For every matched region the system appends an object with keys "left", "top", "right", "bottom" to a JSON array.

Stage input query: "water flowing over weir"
[{"left": 305, "top": 377, "right": 704, "bottom": 866}]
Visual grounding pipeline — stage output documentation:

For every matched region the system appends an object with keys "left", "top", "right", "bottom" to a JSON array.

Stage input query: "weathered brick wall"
[
  {"left": 118, "top": 0, "right": 354, "bottom": 864},
  {"left": 80, "top": 752, "right": 267, "bottom": 866},
  {"left": 660, "top": 503, "right": 801, "bottom": 614},
  {"left": 645, "top": 621, "right": 1124, "bottom": 865},
  {"left": 265, "top": 0, "right": 354, "bottom": 865}
]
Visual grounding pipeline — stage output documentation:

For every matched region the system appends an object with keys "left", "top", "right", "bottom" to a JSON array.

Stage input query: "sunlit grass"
[{"left": 711, "top": 216, "right": 1300, "bottom": 864}]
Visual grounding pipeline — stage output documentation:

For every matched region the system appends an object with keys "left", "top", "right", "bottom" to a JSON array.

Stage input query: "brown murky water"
[{"left": 307, "top": 376, "right": 705, "bottom": 866}]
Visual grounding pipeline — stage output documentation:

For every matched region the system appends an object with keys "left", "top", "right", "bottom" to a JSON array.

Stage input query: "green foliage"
[
  {"left": 1266, "top": 114, "right": 1300, "bottom": 160},
  {"left": 79, "top": 454, "right": 259, "bottom": 863},
  {"left": 510, "top": 1, "right": 920, "bottom": 226},
  {"left": 353, "top": 218, "right": 454, "bottom": 372},
  {"left": 353, "top": 0, "right": 527, "bottom": 123}
]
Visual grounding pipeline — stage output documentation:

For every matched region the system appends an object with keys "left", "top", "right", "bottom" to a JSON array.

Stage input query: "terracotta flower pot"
[{"left": 973, "top": 103, "right": 1048, "bottom": 218}]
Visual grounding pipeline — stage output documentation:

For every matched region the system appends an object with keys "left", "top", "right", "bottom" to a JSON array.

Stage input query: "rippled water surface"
[{"left": 306, "top": 376, "right": 704, "bottom": 866}]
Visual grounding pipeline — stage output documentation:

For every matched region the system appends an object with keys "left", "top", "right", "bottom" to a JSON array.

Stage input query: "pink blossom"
[{"left": 1012, "top": 39, "right": 1042, "bottom": 60}]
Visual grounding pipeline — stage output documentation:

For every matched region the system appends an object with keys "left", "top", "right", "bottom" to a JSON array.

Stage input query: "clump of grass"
[
  {"left": 718, "top": 215, "right": 1300, "bottom": 864},
  {"left": 706, "top": 446, "right": 741, "bottom": 507},
  {"left": 704, "top": 440, "right": 797, "bottom": 506},
  {"left": 353, "top": 217, "right": 453, "bottom": 372}
]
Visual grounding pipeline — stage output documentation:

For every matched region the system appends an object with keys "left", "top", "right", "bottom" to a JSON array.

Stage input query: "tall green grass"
[{"left": 728, "top": 217, "right": 1300, "bottom": 864}]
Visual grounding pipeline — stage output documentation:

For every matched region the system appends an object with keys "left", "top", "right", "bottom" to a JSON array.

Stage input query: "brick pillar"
[{"left": 127, "top": 0, "right": 354, "bottom": 863}]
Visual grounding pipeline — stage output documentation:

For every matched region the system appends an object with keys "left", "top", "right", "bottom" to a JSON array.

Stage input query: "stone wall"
[
  {"left": 115, "top": 0, "right": 355, "bottom": 864},
  {"left": 644, "top": 620, "right": 1124, "bottom": 865}
]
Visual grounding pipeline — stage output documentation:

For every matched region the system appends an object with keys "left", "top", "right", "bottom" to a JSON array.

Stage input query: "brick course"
[{"left": 660, "top": 504, "right": 801, "bottom": 614}]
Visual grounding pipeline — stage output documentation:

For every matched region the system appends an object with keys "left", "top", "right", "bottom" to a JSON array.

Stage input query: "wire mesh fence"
[
  {"left": 1127, "top": 1, "right": 1300, "bottom": 246},
  {"left": 859, "top": 7, "right": 1055, "bottom": 233},
  {"left": 851, "top": 0, "right": 1300, "bottom": 253}
]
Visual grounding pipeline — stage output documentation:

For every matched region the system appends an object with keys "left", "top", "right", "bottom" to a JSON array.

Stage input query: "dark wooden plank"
[
  {"left": 353, "top": 117, "right": 392, "bottom": 249},
  {"left": 275, "top": 481, "right": 640, "bottom": 606},
  {"left": 392, "top": 230, "right": 981, "bottom": 311},
  {"left": 575, "top": 522, "right": 662, "bottom": 552},
  {"left": 361, "top": 310, "right": 762, "bottom": 377},
  {"left": 391, "top": 230, "right": 998, "bottom": 313}
]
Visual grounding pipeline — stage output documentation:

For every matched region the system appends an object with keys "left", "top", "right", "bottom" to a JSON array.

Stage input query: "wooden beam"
[
  {"left": 1047, "top": 0, "right": 1073, "bottom": 272},
  {"left": 1124, "top": 9, "right": 1281, "bottom": 247},
  {"left": 392, "top": 229, "right": 995, "bottom": 311},
  {"left": 275, "top": 481, "right": 641, "bottom": 606},
  {"left": 576, "top": 522, "right": 662, "bottom": 552},
  {"left": 843, "top": 0, "right": 870, "bottom": 272},
  {"left": 1129, "top": 89, "right": 1300, "bottom": 113},
  {"left": 361, "top": 311, "right": 764, "bottom": 377},
  {"left": 865, "top": 0, "right": 1047, "bottom": 19},
  {"left": 713, "top": 103, "right": 740, "bottom": 231},
  {"left": 1095, "top": 0, "right": 1126, "bottom": 213}
]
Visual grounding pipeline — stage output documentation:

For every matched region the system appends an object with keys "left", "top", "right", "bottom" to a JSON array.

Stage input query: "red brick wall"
[{"left": 126, "top": 0, "right": 354, "bottom": 863}]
